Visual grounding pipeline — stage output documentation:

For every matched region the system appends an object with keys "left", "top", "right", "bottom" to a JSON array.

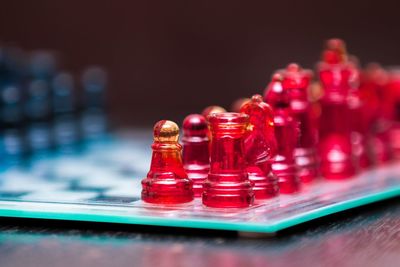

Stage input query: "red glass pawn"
[
  {"left": 264, "top": 74, "right": 300, "bottom": 194},
  {"left": 317, "top": 40, "right": 356, "bottom": 179},
  {"left": 141, "top": 120, "right": 193, "bottom": 204},
  {"left": 280, "top": 63, "right": 319, "bottom": 183},
  {"left": 240, "top": 94, "right": 279, "bottom": 199},
  {"left": 182, "top": 114, "right": 210, "bottom": 197},
  {"left": 202, "top": 112, "right": 254, "bottom": 208}
]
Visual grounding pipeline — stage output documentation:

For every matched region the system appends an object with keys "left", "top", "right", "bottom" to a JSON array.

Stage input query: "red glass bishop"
[
  {"left": 280, "top": 63, "right": 319, "bottom": 183},
  {"left": 264, "top": 74, "right": 300, "bottom": 194}
]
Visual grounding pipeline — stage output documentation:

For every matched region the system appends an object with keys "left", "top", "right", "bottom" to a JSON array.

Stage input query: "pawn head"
[
  {"left": 153, "top": 120, "right": 179, "bottom": 142},
  {"left": 183, "top": 114, "right": 208, "bottom": 137}
]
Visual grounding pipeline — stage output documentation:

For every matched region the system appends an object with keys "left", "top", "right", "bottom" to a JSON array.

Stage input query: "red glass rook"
[
  {"left": 182, "top": 114, "right": 210, "bottom": 197},
  {"left": 280, "top": 63, "right": 319, "bottom": 183},
  {"left": 240, "top": 94, "right": 279, "bottom": 199},
  {"left": 317, "top": 39, "right": 356, "bottom": 179},
  {"left": 141, "top": 120, "right": 193, "bottom": 204},
  {"left": 202, "top": 112, "right": 254, "bottom": 208},
  {"left": 264, "top": 74, "right": 300, "bottom": 194}
]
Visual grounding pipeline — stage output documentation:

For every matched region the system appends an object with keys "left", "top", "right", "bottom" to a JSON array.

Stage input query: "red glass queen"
[
  {"left": 280, "top": 63, "right": 319, "bottom": 183},
  {"left": 202, "top": 112, "right": 254, "bottom": 208},
  {"left": 240, "top": 94, "right": 279, "bottom": 199},
  {"left": 264, "top": 74, "right": 300, "bottom": 194},
  {"left": 317, "top": 40, "right": 356, "bottom": 179}
]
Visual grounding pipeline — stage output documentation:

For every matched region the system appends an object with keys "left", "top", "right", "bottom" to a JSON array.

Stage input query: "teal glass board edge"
[{"left": 0, "top": 185, "right": 399, "bottom": 234}]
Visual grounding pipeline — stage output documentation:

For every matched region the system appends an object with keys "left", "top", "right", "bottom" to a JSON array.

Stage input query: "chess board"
[{"left": 0, "top": 130, "right": 399, "bottom": 234}]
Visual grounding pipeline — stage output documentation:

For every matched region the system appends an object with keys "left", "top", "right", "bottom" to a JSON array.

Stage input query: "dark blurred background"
[{"left": 1, "top": 0, "right": 399, "bottom": 127}]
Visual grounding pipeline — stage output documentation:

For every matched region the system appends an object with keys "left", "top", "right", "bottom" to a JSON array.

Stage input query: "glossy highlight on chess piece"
[
  {"left": 264, "top": 74, "right": 300, "bottom": 194},
  {"left": 202, "top": 112, "right": 254, "bottom": 208},
  {"left": 141, "top": 120, "right": 193, "bottom": 204},
  {"left": 317, "top": 39, "right": 356, "bottom": 179},
  {"left": 240, "top": 94, "right": 279, "bottom": 199},
  {"left": 182, "top": 114, "right": 210, "bottom": 197},
  {"left": 280, "top": 63, "right": 319, "bottom": 183}
]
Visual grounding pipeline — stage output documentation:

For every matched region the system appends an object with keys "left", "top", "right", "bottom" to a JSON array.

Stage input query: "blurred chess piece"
[
  {"left": 317, "top": 38, "right": 356, "bottom": 179},
  {"left": 264, "top": 74, "right": 300, "bottom": 194},
  {"left": 52, "top": 72, "right": 79, "bottom": 152},
  {"left": 280, "top": 63, "right": 320, "bottom": 183},
  {"left": 80, "top": 66, "right": 108, "bottom": 140}
]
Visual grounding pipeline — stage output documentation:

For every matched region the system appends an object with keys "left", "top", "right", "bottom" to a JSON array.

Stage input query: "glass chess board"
[{"left": 0, "top": 130, "right": 399, "bottom": 234}]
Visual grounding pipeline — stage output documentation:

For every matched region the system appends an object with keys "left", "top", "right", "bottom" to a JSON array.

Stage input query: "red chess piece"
[
  {"left": 317, "top": 39, "right": 356, "bottom": 179},
  {"left": 240, "top": 94, "right": 279, "bottom": 199},
  {"left": 202, "top": 112, "right": 254, "bottom": 208},
  {"left": 280, "top": 63, "right": 319, "bottom": 183},
  {"left": 182, "top": 114, "right": 210, "bottom": 197},
  {"left": 360, "top": 64, "right": 392, "bottom": 164},
  {"left": 264, "top": 74, "right": 300, "bottom": 194},
  {"left": 141, "top": 120, "right": 194, "bottom": 204},
  {"left": 347, "top": 58, "right": 372, "bottom": 170},
  {"left": 385, "top": 69, "right": 400, "bottom": 161}
]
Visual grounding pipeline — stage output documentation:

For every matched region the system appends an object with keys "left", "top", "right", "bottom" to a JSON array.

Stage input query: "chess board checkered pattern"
[{"left": 0, "top": 133, "right": 399, "bottom": 234}]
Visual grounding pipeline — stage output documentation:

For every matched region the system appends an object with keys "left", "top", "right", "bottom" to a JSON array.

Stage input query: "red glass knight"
[{"left": 240, "top": 94, "right": 279, "bottom": 199}]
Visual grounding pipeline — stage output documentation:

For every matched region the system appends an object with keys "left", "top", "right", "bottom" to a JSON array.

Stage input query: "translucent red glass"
[
  {"left": 280, "top": 63, "right": 319, "bottom": 183},
  {"left": 359, "top": 64, "right": 392, "bottom": 165},
  {"left": 240, "top": 94, "right": 278, "bottom": 199},
  {"left": 264, "top": 74, "right": 300, "bottom": 194},
  {"left": 347, "top": 60, "right": 372, "bottom": 170},
  {"left": 201, "top": 105, "right": 227, "bottom": 143},
  {"left": 387, "top": 69, "right": 400, "bottom": 160},
  {"left": 317, "top": 42, "right": 356, "bottom": 179},
  {"left": 202, "top": 112, "right": 254, "bottom": 208},
  {"left": 141, "top": 120, "right": 193, "bottom": 204},
  {"left": 182, "top": 114, "right": 210, "bottom": 197}
]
